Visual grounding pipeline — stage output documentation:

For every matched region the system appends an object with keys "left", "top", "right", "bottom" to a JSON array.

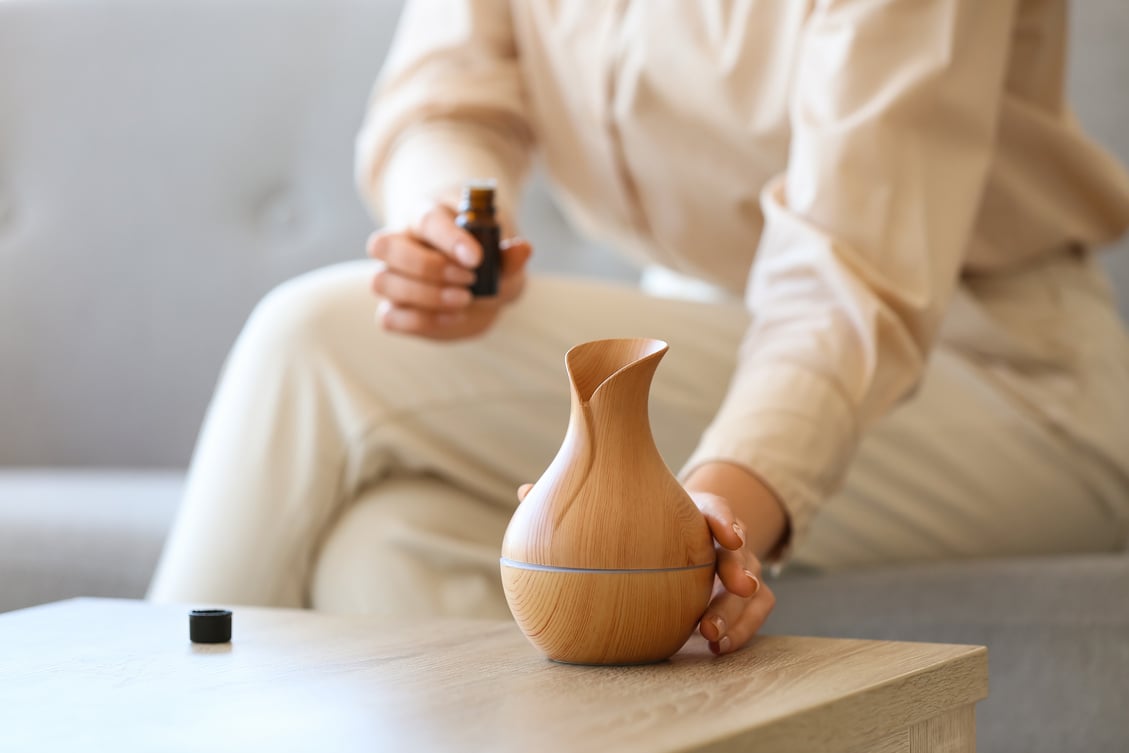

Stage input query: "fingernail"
[
  {"left": 718, "top": 636, "right": 732, "bottom": 653},
  {"left": 441, "top": 287, "right": 472, "bottom": 306},
  {"left": 455, "top": 243, "right": 477, "bottom": 266},
  {"left": 436, "top": 311, "right": 465, "bottom": 326},
  {"left": 745, "top": 571, "right": 761, "bottom": 596},
  {"left": 711, "top": 615, "right": 726, "bottom": 638},
  {"left": 443, "top": 265, "right": 475, "bottom": 284},
  {"left": 732, "top": 522, "right": 746, "bottom": 546}
]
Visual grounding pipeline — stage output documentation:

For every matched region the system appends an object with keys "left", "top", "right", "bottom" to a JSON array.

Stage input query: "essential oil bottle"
[{"left": 455, "top": 181, "right": 501, "bottom": 297}]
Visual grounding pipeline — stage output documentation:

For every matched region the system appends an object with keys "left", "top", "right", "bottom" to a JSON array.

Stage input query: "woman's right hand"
[{"left": 366, "top": 204, "right": 533, "bottom": 341}]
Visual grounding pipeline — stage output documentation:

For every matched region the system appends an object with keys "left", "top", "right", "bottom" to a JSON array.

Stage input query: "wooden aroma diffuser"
[{"left": 500, "top": 338, "right": 716, "bottom": 664}]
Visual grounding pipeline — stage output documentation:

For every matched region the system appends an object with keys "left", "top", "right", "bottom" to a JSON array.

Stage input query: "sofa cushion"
[
  {"left": 767, "top": 554, "right": 1129, "bottom": 753},
  {"left": 0, "top": 0, "right": 631, "bottom": 470},
  {"left": 0, "top": 470, "right": 183, "bottom": 613}
]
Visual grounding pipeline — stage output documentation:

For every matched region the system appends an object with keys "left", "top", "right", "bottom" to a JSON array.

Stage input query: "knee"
[
  {"left": 309, "top": 479, "right": 510, "bottom": 619},
  {"left": 234, "top": 261, "right": 376, "bottom": 370}
]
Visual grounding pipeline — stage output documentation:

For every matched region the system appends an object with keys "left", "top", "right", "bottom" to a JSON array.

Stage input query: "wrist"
[{"left": 684, "top": 461, "right": 790, "bottom": 560}]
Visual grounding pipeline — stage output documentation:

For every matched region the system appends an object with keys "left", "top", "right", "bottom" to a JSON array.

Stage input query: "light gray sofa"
[{"left": 1, "top": 2, "right": 1126, "bottom": 751}]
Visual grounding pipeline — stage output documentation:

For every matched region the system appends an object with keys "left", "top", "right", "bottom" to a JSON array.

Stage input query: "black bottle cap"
[{"left": 189, "top": 609, "right": 232, "bottom": 644}]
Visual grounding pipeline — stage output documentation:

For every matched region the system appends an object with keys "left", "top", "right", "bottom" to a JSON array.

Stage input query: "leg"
[
  {"left": 792, "top": 344, "right": 1126, "bottom": 569},
  {"left": 148, "top": 261, "right": 746, "bottom": 611},
  {"left": 310, "top": 477, "right": 517, "bottom": 619},
  {"left": 794, "top": 253, "right": 1129, "bottom": 569},
  {"left": 150, "top": 252, "right": 1129, "bottom": 609}
]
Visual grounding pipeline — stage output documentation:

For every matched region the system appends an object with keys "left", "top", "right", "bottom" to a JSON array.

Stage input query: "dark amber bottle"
[{"left": 455, "top": 181, "right": 501, "bottom": 297}]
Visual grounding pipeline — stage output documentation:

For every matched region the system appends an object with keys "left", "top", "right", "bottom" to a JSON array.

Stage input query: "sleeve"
[
  {"left": 681, "top": 0, "right": 1019, "bottom": 549},
  {"left": 354, "top": 0, "right": 534, "bottom": 230}
]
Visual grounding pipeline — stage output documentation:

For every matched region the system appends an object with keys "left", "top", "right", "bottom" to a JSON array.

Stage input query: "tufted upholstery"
[
  {"left": 0, "top": 0, "right": 1126, "bottom": 469},
  {"left": 0, "top": 0, "right": 632, "bottom": 469},
  {"left": 0, "top": 1, "right": 393, "bottom": 467}
]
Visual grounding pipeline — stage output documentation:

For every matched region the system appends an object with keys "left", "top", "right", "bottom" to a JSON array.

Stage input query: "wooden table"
[{"left": 0, "top": 598, "right": 987, "bottom": 752}]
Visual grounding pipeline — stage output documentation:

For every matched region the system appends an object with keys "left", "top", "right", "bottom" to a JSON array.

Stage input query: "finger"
[
  {"left": 410, "top": 205, "right": 481, "bottom": 268},
  {"left": 499, "top": 238, "right": 533, "bottom": 277},
  {"left": 496, "top": 239, "right": 533, "bottom": 303},
  {"left": 370, "top": 232, "right": 476, "bottom": 286},
  {"left": 716, "top": 545, "right": 760, "bottom": 599},
  {"left": 698, "top": 576, "right": 769, "bottom": 649},
  {"left": 377, "top": 300, "right": 467, "bottom": 339},
  {"left": 366, "top": 230, "right": 383, "bottom": 258},
  {"left": 702, "top": 581, "right": 775, "bottom": 656},
  {"left": 517, "top": 483, "right": 533, "bottom": 501},
  {"left": 373, "top": 268, "right": 472, "bottom": 312},
  {"left": 691, "top": 491, "right": 745, "bottom": 551}
]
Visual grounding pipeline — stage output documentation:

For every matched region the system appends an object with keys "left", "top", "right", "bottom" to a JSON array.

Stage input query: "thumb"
[
  {"left": 498, "top": 239, "right": 534, "bottom": 304},
  {"left": 500, "top": 237, "right": 533, "bottom": 277}
]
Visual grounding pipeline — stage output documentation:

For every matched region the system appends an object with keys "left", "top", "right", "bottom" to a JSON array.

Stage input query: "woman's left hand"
[
  {"left": 514, "top": 483, "right": 776, "bottom": 656},
  {"left": 689, "top": 491, "right": 776, "bottom": 655}
]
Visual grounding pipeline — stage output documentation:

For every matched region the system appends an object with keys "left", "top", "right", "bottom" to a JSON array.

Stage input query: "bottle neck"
[
  {"left": 458, "top": 207, "right": 496, "bottom": 224},
  {"left": 459, "top": 182, "right": 497, "bottom": 220}
]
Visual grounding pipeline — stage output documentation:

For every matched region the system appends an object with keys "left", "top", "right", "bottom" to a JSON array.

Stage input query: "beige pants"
[{"left": 148, "top": 251, "right": 1129, "bottom": 619}]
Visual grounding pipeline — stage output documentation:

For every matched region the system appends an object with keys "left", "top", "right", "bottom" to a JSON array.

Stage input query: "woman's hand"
[
  {"left": 367, "top": 203, "right": 533, "bottom": 341},
  {"left": 515, "top": 481, "right": 777, "bottom": 656},
  {"left": 690, "top": 491, "right": 776, "bottom": 655}
]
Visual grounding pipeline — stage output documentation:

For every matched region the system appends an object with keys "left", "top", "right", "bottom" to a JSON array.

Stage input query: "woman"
[{"left": 150, "top": 0, "right": 1129, "bottom": 656}]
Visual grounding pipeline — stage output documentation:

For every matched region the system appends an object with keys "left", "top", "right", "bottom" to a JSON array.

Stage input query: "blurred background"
[{"left": 1, "top": 1, "right": 1126, "bottom": 476}]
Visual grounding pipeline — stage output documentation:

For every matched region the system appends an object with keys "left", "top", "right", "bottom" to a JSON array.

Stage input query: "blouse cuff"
[{"left": 680, "top": 361, "right": 859, "bottom": 565}]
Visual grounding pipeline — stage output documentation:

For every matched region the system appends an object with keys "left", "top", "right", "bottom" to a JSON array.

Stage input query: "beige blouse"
[{"left": 356, "top": 0, "right": 1129, "bottom": 540}]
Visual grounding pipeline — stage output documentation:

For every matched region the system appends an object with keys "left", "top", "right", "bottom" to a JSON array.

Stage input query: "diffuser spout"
[{"left": 565, "top": 338, "right": 668, "bottom": 406}]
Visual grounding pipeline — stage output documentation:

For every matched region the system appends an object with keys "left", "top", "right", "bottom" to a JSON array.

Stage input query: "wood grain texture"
[
  {"left": 0, "top": 599, "right": 987, "bottom": 753},
  {"left": 500, "top": 338, "right": 715, "bottom": 570},
  {"left": 500, "top": 562, "right": 715, "bottom": 664},
  {"left": 909, "top": 705, "right": 977, "bottom": 753},
  {"left": 499, "top": 339, "right": 716, "bottom": 663},
  {"left": 840, "top": 728, "right": 910, "bottom": 753}
]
